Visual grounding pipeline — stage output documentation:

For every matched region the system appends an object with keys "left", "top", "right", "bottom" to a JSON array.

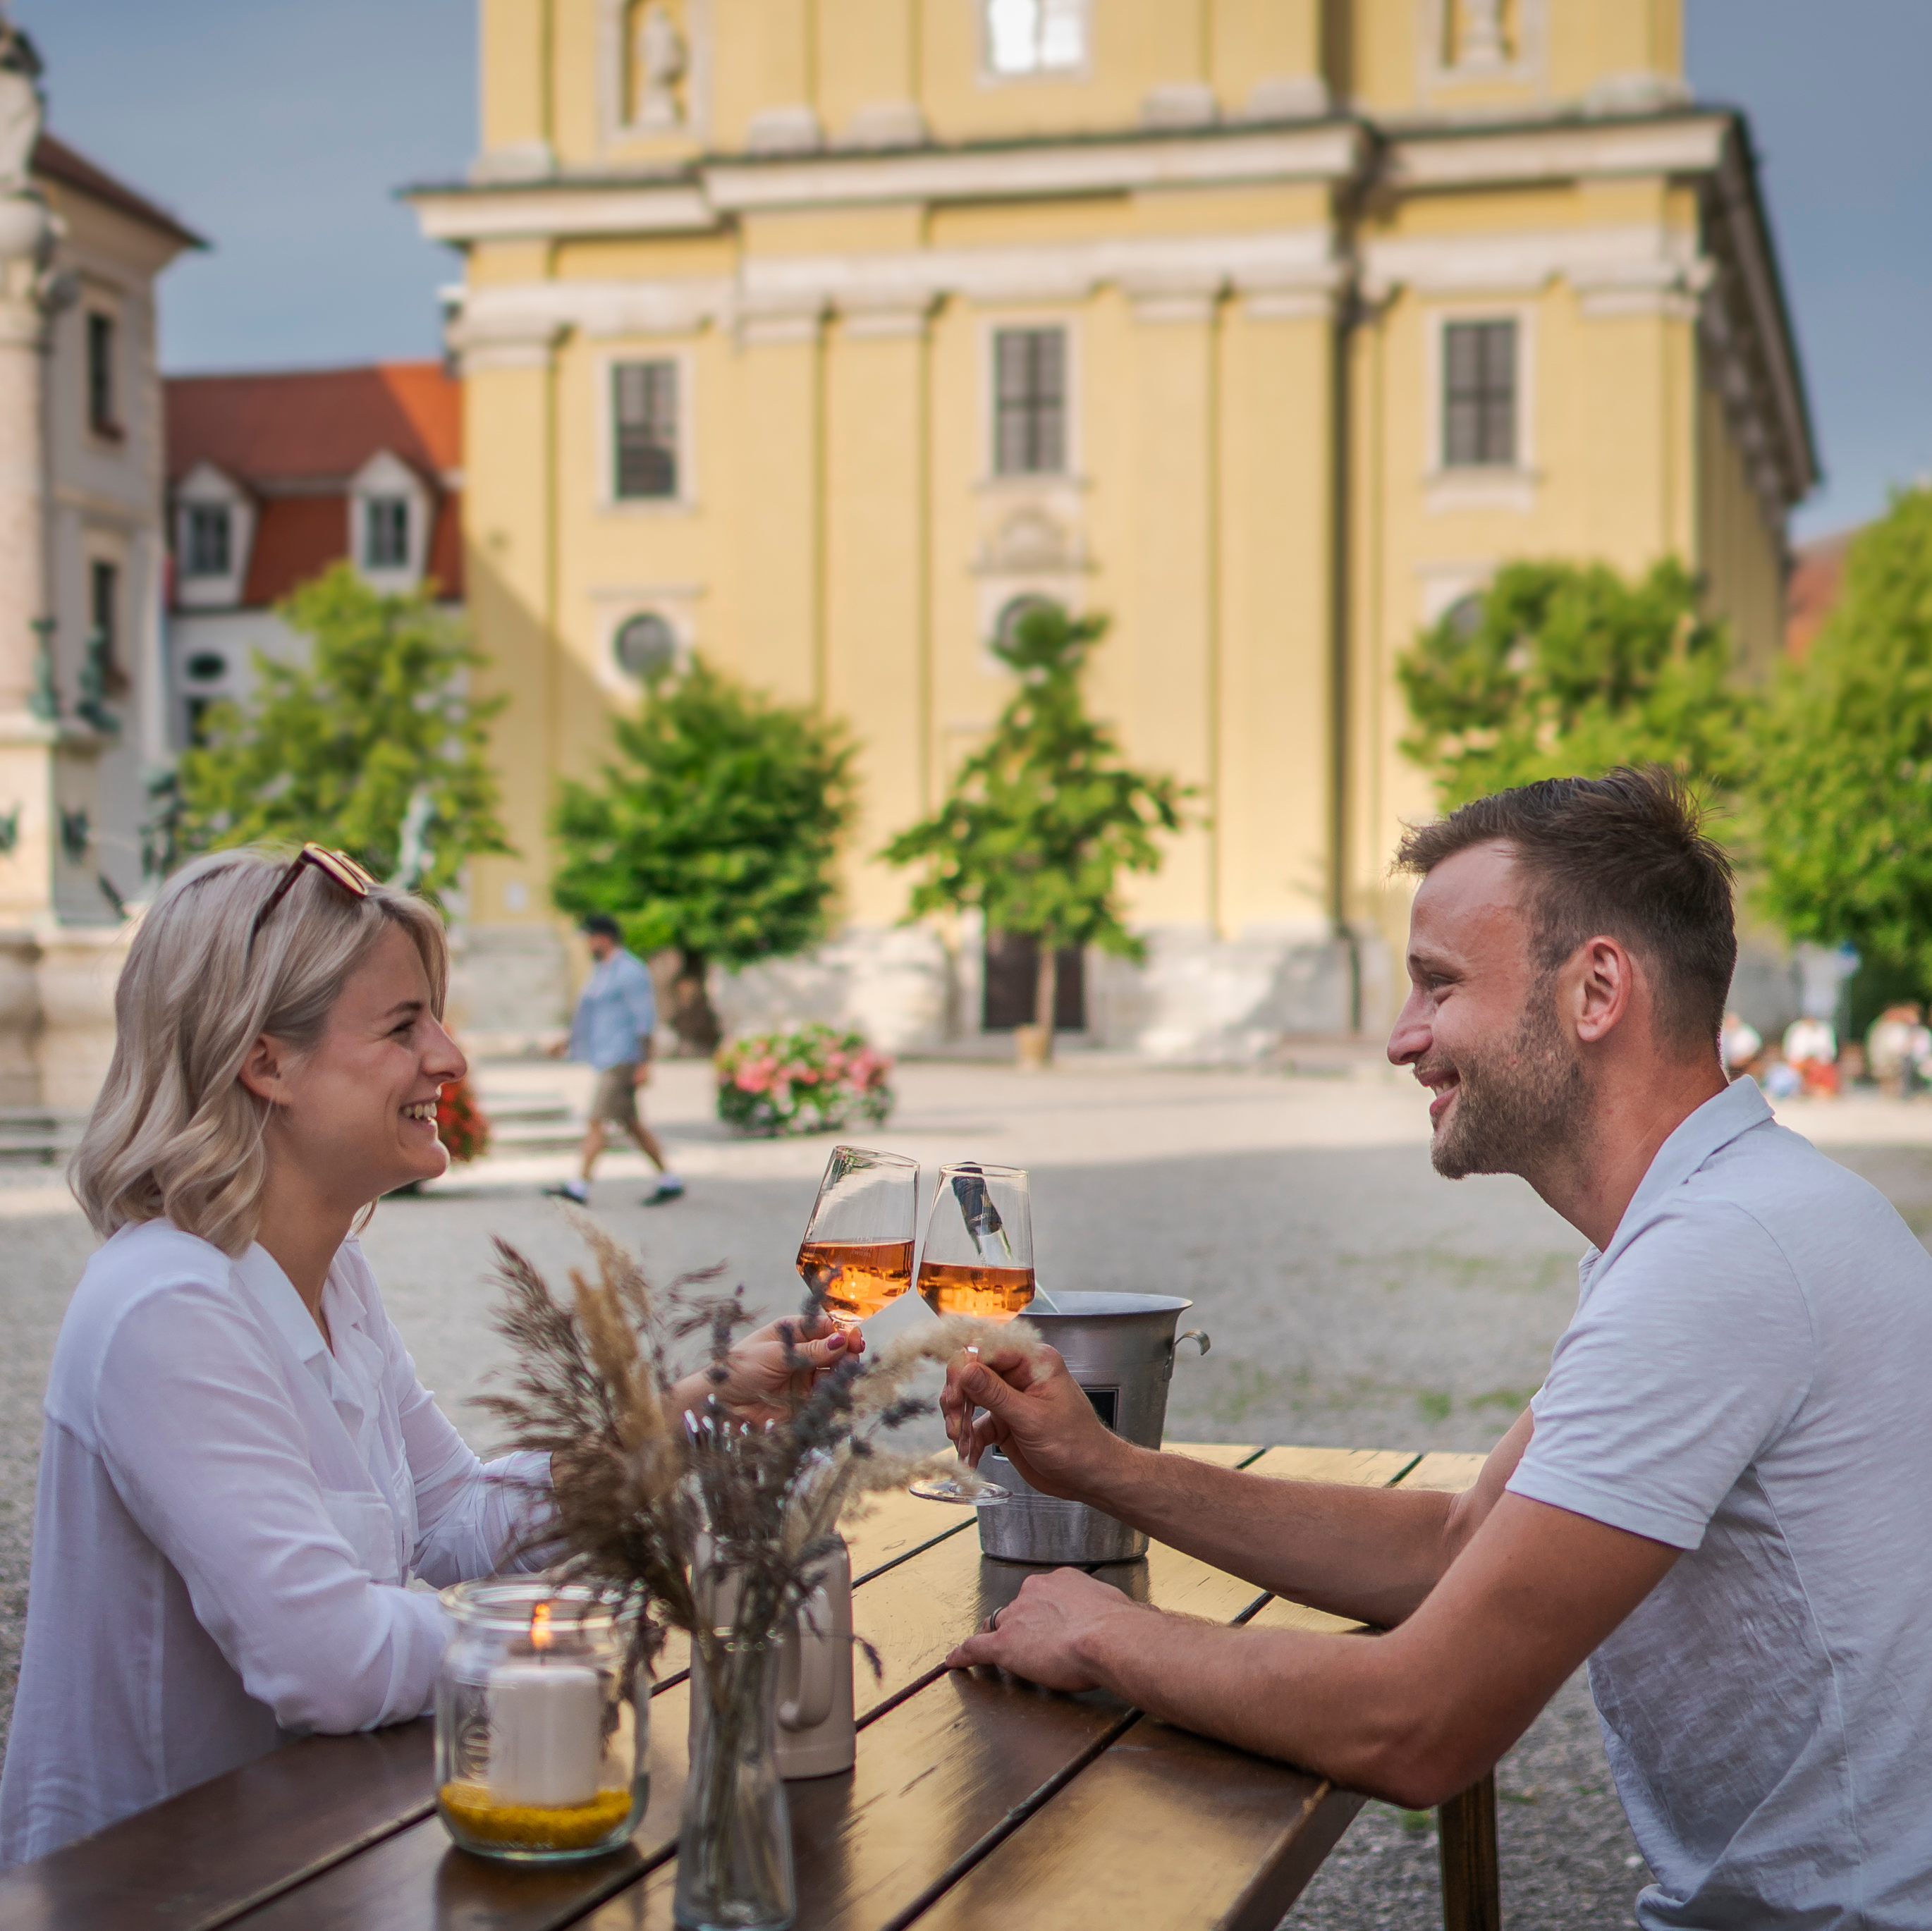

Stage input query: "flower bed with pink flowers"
[{"left": 714, "top": 1023, "right": 895, "bottom": 1138}]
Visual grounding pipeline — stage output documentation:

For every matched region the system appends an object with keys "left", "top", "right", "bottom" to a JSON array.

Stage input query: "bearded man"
[{"left": 941, "top": 768, "right": 1932, "bottom": 1929}]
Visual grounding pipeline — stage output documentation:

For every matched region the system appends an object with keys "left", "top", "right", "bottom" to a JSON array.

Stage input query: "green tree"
[
  {"left": 1754, "top": 488, "right": 1932, "bottom": 991},
  {"left": 177, "top": 564, "right": 510, "bottom": 895},
  {"left": 881, "top": 604, "right": 1185, "bottom": 1065},
  {"left": 1397, "top": 558, "right": 1754, "bottom": 809},
  {"left": 551, "top": 658, "right": 857, "bottom": 1053}
]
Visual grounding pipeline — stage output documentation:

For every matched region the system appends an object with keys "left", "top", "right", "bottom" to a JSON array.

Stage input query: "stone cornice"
[
  {"left": 1380, "top": 111, "right": 1731, "bottom": 190},
  {"left": 403, "top": 120, "right": 1366, "bottom": 245}
]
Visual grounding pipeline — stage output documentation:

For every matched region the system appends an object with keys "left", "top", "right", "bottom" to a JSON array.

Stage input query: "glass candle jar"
[{"left": 435, "top": 1579, "right": 647, "bottom": 1863}]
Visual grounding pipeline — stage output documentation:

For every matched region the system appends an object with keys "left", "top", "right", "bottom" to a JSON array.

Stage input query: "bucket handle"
[{"left": 1172, "top": 1330, "right": 1211, "bottom": 1360}]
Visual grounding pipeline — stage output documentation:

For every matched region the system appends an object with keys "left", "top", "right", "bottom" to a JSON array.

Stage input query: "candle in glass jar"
[{"left": 488, "top": 1607, "right": 601, "bottom": 1810}]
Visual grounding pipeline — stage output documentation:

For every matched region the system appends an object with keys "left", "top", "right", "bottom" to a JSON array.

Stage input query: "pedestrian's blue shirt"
[{"left": 567, "top": 950, "right": 656, "bottom": 1069}]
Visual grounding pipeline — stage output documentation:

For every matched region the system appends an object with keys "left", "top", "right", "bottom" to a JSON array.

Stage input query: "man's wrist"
[
  {"left": 1077, "top": 1429, "right": 1154, "bottom": 1512},
  {"left": 1068, "top": 1590, "right": 1149, "bottom": 1693}
]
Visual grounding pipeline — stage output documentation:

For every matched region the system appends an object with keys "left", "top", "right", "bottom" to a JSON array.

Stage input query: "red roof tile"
[
  {"left": 425, "top": 496, "right": 464, "bottom": 600},
  {"left": 166, "top": 362, "right": 460, "bottom": 489},
  {"left": 1785, "top": 529, "right": 1854, "bottom": 661},
  {"left": 240, "top": 496, "right": 348, "bottom": 609},
  {"left": 32, "top": 131, "right": 206, "bottom": 250}
]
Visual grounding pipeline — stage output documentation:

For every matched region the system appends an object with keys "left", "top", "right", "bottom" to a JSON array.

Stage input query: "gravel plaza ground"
[{"left": 6, "top": 1053, "right": 1932, "bottom": 1924}]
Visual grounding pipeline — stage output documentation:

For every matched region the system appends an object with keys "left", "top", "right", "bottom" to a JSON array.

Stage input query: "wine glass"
[
  {"left": 910, "top": 1162, "right": 1034, "bottom": 1504},
  {"left": 795, "top": 1146, "right": 918, "bottom": 1331}
]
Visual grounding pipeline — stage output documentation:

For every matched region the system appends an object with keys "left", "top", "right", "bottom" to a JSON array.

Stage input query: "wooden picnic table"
[{"left": 0, "top": 1445, "right": 1496, "bottom": 1931}]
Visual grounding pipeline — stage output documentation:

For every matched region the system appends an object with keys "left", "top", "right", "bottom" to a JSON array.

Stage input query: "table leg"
[{"left": 1438, "top": 1772, "right": 1500, "bottom": 1931}]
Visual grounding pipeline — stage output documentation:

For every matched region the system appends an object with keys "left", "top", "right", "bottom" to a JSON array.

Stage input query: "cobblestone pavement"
[{"left": 3, "top": 1058, "right": 1928, "bottom": 1924}]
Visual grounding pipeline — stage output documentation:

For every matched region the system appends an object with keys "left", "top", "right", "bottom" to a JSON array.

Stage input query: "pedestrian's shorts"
[{"left": 591, "top": 1062, "right": 641, "bottom": 1127}]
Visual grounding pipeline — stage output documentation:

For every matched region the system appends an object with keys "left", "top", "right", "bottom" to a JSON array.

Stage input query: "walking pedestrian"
[{"left": 546, "top": 914, "right": 683, "bottom": 1206}]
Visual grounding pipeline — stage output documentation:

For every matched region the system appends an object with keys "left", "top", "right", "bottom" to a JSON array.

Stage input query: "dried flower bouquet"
[{"left": 479, "top": 1215, "right": 1046, "bottom": 1690}]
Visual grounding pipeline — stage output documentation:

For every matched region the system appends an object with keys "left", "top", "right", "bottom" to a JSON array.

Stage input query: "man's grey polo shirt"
[{"left": 1510, "top": 1076, "right": 1932, "bottom": 1928}]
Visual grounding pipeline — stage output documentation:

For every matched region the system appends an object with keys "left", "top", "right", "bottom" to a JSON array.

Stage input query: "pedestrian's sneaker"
[
  {"left": 544, "top": 1180, "right": 591, "bottom": 1203},
  {"left": 643, "top": 1175, "right": 685, "bottom": 1206}
]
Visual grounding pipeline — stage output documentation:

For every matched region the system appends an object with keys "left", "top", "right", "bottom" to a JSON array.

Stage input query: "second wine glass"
[
  {"left": 911, "top": 1161, "right": 1034, "bottom": 1504},
  {"left": 795, "top": 1146, "right": 919, "bottom": 1330}
]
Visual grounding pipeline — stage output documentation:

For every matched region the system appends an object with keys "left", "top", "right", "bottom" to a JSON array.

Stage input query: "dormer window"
[
  {"left": 184, "top": 503, "right": 233, "bottom": 577},
  {"left": 363, "top": 496, "right": 411, "bottom": 569},
  {"left": 985, "top": 0, "right": 1085, "bottom": 78}
]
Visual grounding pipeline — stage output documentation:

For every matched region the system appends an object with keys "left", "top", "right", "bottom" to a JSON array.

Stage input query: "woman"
[{"left": 0, "top": 846, "right": 850, "bottom": 1868}]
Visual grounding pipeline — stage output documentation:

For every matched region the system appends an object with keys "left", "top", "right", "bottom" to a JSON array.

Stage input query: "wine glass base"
[{"left": 909, "top": 1476, "right": 1009, "bottom": 1506}]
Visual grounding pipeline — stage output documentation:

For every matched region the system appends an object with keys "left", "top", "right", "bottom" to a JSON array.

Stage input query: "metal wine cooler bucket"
[{"left": 977, "top": 1292, "right": 1210, "bottom": 1564}]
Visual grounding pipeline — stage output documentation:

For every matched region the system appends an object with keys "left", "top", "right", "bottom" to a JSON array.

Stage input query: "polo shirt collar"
[{"left": 1592, "top": 1075, "right": 1773, "bottom": 1275}]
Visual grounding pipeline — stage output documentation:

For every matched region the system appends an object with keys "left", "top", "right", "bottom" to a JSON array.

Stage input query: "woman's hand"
[{"left": 672, "top": 1313, "right": 864, "bottom": 1426}]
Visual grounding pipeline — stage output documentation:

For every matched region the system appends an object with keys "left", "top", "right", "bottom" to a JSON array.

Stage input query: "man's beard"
[{"left": 1427, "top": 984, "right": 1593, "bottom": 1182}]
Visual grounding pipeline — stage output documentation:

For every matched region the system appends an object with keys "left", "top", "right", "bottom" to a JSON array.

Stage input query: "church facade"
[{"left": 413, "top": 0, "right": 1812, "bottom": 1058}]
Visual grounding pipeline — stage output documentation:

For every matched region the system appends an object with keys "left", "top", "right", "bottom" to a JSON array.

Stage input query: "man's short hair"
[
  {"left": 580, "top": 913, "right": 623, "bottom": 943},
  {"left": 1393, "top": 766, "right": 1736, "bottom": 1055}
]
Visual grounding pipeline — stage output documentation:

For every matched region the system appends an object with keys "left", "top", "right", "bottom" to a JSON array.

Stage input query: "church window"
[
  {"left": 86, "top": 311, "right": 120, "bottom": 438},
  {"left": 1443, "top": 319, "right": 1517, "bottom": 467},
  {"left": 183, "top": 504, "right": 232, "bottom": 577},
  {"left": 363, "top": 496, "right": 411, "bottom": 568},
  {"left": 986, "top": 0, "right": 1086, "bottom": 78},
  {"left": 613, "top": 360, "right": 679, "bottom": 499},
  {"left": 993, "top": 328, "right": 1066, "bottom": 476}
]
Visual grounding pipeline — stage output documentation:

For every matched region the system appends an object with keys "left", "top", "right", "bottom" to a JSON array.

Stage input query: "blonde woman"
[{"left": 0, "top": 845, "right": 853, "bottom": 1869}]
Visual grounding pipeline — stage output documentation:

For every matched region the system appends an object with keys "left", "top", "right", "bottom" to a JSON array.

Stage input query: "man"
[
  {"left": 546, "top": 914, "right": 683, "bottom": 1206},
  {"left": 943, "top": 768, "right": 1932, "bottom": 1927}
]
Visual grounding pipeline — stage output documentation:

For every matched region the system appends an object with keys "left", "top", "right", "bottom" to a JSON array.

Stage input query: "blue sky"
[{"left": 18, "top": 0, "right": 1930, "bottom": 539}]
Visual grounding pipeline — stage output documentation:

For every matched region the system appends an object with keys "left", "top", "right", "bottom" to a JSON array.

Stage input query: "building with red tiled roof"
[
  {"left": 1785, "top": 528, "right": 1855, "bottom": 661},
  {"left": 164, "top": 362, "right": 463, "bottom": 739}
]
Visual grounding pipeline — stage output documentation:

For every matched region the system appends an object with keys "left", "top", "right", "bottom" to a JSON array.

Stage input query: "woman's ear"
[{"left": 238, "top": 1034, "right": 290, "bottom": 1109}]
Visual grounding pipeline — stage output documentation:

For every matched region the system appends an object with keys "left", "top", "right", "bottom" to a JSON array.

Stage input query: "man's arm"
[
  {"left": 947, "top": 1490, "right": 1677, "bottom": 1808},
  {"left": 943, "top": 1344, "right": 1534, "bottom": 1628}
]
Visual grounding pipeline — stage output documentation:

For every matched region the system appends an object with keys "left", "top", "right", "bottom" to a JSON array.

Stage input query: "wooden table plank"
[
  {"left": 1245, "top": 1445, "right": 1421, "bottom": 1488},
  {"left": 1398, "top": 1452, "right": 1488, "bottom": 1494},
  {"left": 0, "top": 1724, "right": 433, "bottom": 1931},
  {"left": 1160, "top": 1442, "right": 1264, "bottom": 1469},
  {"left": 908, "top": 1717, "right": 1359, "bottom": 1931}
]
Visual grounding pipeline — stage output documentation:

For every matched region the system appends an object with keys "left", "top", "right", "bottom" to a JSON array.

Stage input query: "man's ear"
[
  {"left": 1571, "top": 937, "right": 1635, "bottom": 1045},
  {"left": 238, "top": 1034, "right": 290, "bottom": 1108}
]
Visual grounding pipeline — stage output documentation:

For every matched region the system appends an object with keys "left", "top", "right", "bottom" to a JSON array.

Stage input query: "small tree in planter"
[
  {"left": 551, "top": 659, "right": 857, "bottom": 1053},
  {"left": 882, "top": 603, "right": 1185, "bottom": 1067}
]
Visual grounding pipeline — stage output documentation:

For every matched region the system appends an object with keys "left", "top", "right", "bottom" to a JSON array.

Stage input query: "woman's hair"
[{"left": 71, "top": 847, "right": 450, "bottom": 1253}]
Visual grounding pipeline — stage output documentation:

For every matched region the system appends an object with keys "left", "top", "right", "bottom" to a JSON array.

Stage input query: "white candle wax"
[{"left": 487, "top": 1657, "right": 603, "bottom": 1808}]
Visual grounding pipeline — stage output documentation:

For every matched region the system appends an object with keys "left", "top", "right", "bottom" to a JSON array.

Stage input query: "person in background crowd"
[
  {"left": 1868, "top": 1003, "right": 1931, "bottom": 1099},
  {"left": 1782, "top": 1012, "right": 1839, "bottom": 1098},
  {"left": 546, "top": 914, "right": 682, "bottom": 1206},
  {"left": 1720, "top": 1009, "right": 1761, "bottom": 1079}
]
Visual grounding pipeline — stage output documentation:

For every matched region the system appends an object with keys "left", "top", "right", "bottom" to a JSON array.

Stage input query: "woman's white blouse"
[{"left": 0, "top": 1220, "right": 551, "bottom": 1870}]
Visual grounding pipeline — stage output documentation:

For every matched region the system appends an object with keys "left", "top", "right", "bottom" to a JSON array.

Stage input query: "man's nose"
[{"left": 1387, "top": 990, "right": 1429, "bottom": 1067}]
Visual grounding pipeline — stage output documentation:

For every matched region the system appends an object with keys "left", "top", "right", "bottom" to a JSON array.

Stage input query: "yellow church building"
[{"left": 411, "top": 0, "right": 1813, "bottom": 1058}]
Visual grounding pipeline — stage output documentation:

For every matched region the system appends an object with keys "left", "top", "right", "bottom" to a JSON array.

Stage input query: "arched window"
[{"left": 614, "top": 611, "right": 678, "bottom": 680}]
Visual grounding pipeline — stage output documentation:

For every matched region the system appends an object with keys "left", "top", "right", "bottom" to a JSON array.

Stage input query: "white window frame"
[
  {"left": 978, "top": 314, "right": 1081, "bottom": 487},
  {"left": 172, "top": 462, "right": 255, "bottom": 611},
  {"left": 597, "top": 348, "right": 697, "bottom": 513},
  {"left": 1423, "top": 302, "right": 1539, "bottom": 514},
  {"left": 979, "top": 0, "right": 1092, "bottom": 85},
  {"left": 348, "top": 450, "right": 432, "bottom": 593}
]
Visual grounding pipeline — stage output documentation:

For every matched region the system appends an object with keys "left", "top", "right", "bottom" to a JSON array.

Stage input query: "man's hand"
[
  {"left": 632, "top": 1060, "right": 652, "bottom": 1089},
  {"left": 545, "top": 1038, "right": 568, "bottom": 1060},
  {"left": 939, "top": 1342, "right": 1125, "bottom": 1500},
  {"left": 946, "top": 1567, "right": 1144, "bottom": 1691},
  {"left": 674, "top": 1314, "right": 864, "bottom": 1426}
]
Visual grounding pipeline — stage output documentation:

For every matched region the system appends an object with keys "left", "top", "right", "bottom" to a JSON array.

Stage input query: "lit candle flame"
[{"left": 530, "top": 1600, "right": 553, "bottom": 1651}]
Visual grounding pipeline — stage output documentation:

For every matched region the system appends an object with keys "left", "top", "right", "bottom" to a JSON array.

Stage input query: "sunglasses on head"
[{"left": 247, "top": 842, "right": 379, "bottom": 949}]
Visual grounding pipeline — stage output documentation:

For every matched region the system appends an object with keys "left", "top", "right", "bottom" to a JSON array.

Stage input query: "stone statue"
[
  {"left": 0, "top": 8, "right": 46, "bottom": 197},
  {"left": 635, "top": 2, "right": 687, "bottom": 129},
  {"left": 1453, "top": 0, "right": 1508, "bottom": 70}
]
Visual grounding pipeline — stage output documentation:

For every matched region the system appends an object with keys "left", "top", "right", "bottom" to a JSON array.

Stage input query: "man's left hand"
[
  {"left": 945, "top": 1567, "right": 1144, "bottom": 1692},
  {"left": 632, "top": 1060, "right": 652, "bottom": 1089}
]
